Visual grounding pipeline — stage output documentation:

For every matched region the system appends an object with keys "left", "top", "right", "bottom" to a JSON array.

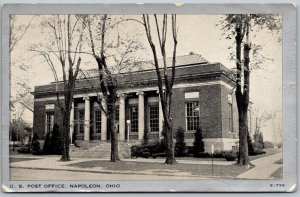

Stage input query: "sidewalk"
[
  {"left": 236, "top": 152, "right": 283, "bottom": 179},
  {"left": 10, "top": 155, "right": 234, "bottom": 178},
  {"left": 10, "top": 153, "right": 282, "bottom": 179}
]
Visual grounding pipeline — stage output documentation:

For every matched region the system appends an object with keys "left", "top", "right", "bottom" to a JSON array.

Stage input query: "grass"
[
  {"left": 68, "top": 160, "right": 248, "bottom": 177},
  {"left": 270, "top": 167, "right": 283, "bottom": 179},
  {"left": 9, "top": 157, "right": 40, "bottom": 163},
  {"left": 274, "top": 159, "right": 283, "bottom": 164},
  {"left": 249, "top": 148, "right": 281, "bottom": 161}
]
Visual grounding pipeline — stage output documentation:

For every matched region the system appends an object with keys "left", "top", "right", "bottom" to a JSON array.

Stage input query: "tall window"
[
  {"left": 149, "top": 104, "right": 159, "bottom": 132},
  {"left": 228, "top": 103, "right": 233, "bottom": 132},
  {"left": 45, "top": 111, "right": 54, "bottom": 134},
  {"left": 186, "top": 101, "right": 200, "bottom": 131},
  {"left": 129, "top": 105, "right": 138, "bottom": 133},
  {"left": 76, "top": 109, "right": 85, "bottom": 134},
  {"left": 94, "top": 108, "right": 101, "bottom": 133}
]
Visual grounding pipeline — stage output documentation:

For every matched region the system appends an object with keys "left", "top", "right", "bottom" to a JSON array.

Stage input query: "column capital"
[
  {"left": 156, "top": 89, "right": 165, "bottom": 94},
  {"left": 136, "top": 91, "right": 144, "bottom": 96},
  {"left": 117, "top": 93, "right": 126, "bottom": 98},
  {"left": 83, "top": 96, "right": 90, "bottom": 100}
]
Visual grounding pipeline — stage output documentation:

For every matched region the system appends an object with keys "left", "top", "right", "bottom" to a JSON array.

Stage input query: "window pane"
[
  {"left": 78, "top": 110, "right": 85, "bottom": 134},
  {"left": 228, "top": 103, "right": 233, "bottom": 131},
  {"left": 46, "top": 111, "right": 54, "bottom": 134},
  {"left": 129, "top": 106, "right": 138, "bottom": 133},
  {"left": 94, "top": 109, "right": 101, "bottom": 133},
  {"left": 186, "top": 101, "right": 200, "bottom": 131},
  {"left": 149, "top": 104, "right": 159, "bottom": 132}
]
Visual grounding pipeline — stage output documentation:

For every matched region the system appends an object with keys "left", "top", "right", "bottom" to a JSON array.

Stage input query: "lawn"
[
  {"left": 69, "top": 160, "right": 248, "bottom": 178},
  {"left": 270, "top": 167, "right": 283, "bottom": 179},
  {"left": 249, "top": 148, "right": 281, "bottom": 161},
  {"left": 274, "top": 159, "right": 283, "bottom": 164}
]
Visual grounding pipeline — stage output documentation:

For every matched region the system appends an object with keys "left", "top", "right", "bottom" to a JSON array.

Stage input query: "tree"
[
  {"left": 43, "top": 123, "right": 62, "bottom": 155},
  {"left": 10, "top": 118, "right": 31, "bottom": 151},
  {"left": 193, "top": 127, "right": 205, "bottom": 157},
  {"left": 31, "top": 133, "right": 41, "bottom": 155},
  {"left": 141, "top": 14, "right": 178, "bottom": 164},
  {"left": 10, "top": 15, "right": 35, "bottom": 114},
  {"left": 79, "top": 15, "right": 144, "bottom": 162},
  {"left": 175, "top": 127, "right": 186, "bottom": 157},
  {"left": 142, "top": 129, "right": 149, "bottom": 145},
  {"left": 254, "top": 132, "right": 264, "bottom": 149},
  {"left": 219, "top": 14, "right": 281, "bottom": 166},
  {"left": 31, "top": 15, "right": 86, "bottom": 161}
]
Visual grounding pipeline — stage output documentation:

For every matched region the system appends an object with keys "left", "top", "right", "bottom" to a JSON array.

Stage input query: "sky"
[{"left": 11, "top": 15, "right": 282, "bottom": 142}]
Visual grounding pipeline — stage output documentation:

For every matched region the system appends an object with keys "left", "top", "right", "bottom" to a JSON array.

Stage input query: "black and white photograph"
[{"left": 1, "top": 3, "right": 297, "bottom": 192}]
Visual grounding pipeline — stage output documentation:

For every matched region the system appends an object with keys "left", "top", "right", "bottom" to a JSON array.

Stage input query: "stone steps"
[{"left": 70, "top": 141, "right": 137, "bottom": 159}]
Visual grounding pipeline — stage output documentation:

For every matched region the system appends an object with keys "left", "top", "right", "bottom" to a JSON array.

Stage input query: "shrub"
[
  {"left": 42, "top": 123, "right": 62, "bottom": 155},
  {"left": 257, "top": 132, "right": 264, "bottom": 149},
  {"left": 175, "top": 127, "right": 187, "bottom": 157},
  {"left": 277, "top": 142, "right": 282, "bottom": 148},
  {"left": 43, "top": 131, "right": 53, "bottom": 154},
  {"left": 248, "top": 133, "right": 255, "bottom": 156},
  {"left": 223, "top": 151, "right": 237, "bottom": 161},
  {"left": 253, "top": 148, "right": 266, "bottom": 155},
  {"left": 264, "top": 141, "right": 274, "bottom": 148},
  {"left": 253, "top": 141, "right": 263, "bottom": 150},
  {"left": 31, "top": 133, "right": 42, "bottom": 155},
  {"left": 131, "top": 141, "right": 166, "bottom": 158},
  {"left": 193, "top": 127, "right": 205, "bottom": 157},
  {"left": 51, "top": 123, "right": 62, "bottom": 155},
  {"left": 17, "top": 144, "right": 31, "bottom": 154}
]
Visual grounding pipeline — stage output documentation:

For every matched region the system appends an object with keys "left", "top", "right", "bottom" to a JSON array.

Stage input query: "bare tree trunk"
[
  {"left": 164, "top": 94, "right": 176, "bottom": 164},
  {"left": 107, "top": 85, "right": 120, "bottom": 162},
  {"left": 60, "top": 88, "right": 74, "bottom": 161},
  {"left": 61, "top": 109, "right": 71, "bottom": 161},
  {"left": 164, "top": 120, "right": 175, "bottom": 164},
  {"left": 236, "top": 20, "right": 252, "bottom": 166},
  {"left": 237, "top": 109, "right": 249, "bottom": 165}
]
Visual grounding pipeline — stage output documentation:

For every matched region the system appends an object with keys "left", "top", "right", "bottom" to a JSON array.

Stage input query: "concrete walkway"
[
  {"left": 10, "top": 153, "right": 283, "bottom": 180},
  {"left": 10, "top": 156, "right": 233, "bottom": 179},
  {"left": 236, "top": 152, "right": 282, "bottom": 179}
]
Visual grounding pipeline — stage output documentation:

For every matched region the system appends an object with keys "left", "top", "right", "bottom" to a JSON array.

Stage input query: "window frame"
[
  {"left": 94, "top": 107, "right": 102, "bottom": 134},
  {"left": 45, "top": 110, "right": 54, "bottom": 135},
  {"left": 228, "top": 93, "right": 234, "bottom": 134},
  {"left": 148, "top": 103, "right": 159, "bottom": 133},
  {"left": 74, "top": 106, "right": 85, "bottom": 135},
  {"left": 185, "top": 100, "right": 200, "bottom": 132},
  {"left": 128, "top": 105, "right": 139, "bottom": 133}
]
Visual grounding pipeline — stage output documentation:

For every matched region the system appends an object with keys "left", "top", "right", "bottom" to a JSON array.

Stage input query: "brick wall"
[
  {"left": 33, "top": 99, "right": 64, "bottom": 140},
  {"left": 171, "top": 84, "right": 223, "bottom": 139}
]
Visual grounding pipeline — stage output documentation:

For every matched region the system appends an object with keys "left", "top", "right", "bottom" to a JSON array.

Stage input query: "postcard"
[{"left": 1, "top": 3, "right": 297, "bottom": 192}]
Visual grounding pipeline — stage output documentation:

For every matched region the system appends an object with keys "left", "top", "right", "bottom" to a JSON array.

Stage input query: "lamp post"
[{"left": 126, "top": 120, "right": 131, "bottom": 144}]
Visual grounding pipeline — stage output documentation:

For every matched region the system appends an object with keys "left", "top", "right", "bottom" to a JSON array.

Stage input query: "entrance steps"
[{"left": 70, "top": 140, "right": 139, "bottom": 159}]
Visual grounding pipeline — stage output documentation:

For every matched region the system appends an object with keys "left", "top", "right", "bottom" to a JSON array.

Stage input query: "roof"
[
  {"left": 139, "top": 53, "right": 208, "bottom": 71},
  {"left": 75, "top": 53, "right": 209, "bottom": 80}
]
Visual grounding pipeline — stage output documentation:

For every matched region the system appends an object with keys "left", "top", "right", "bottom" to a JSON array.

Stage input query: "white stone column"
[
  {"left": 70, "top": 102, "right": 74, "bottom": 144},
  {"left": 83, "top": 96, "right": 90, "bottom": 141},
  {"left": 119, "top": 94, "right": 126, "bottom": 141},
  {"left": 158, "top": 92, "right": 163, "bottom": 139},
  {"left": 101, "top": 99, "right": 107, "bottom": 141},
  {"left": 137, "top": 92, "right": 144, "bottom": 140}
]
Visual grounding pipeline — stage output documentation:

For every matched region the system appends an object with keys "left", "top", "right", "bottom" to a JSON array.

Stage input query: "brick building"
[{"left": 32, "top": 54, "right": 239, "bottom": 153}]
